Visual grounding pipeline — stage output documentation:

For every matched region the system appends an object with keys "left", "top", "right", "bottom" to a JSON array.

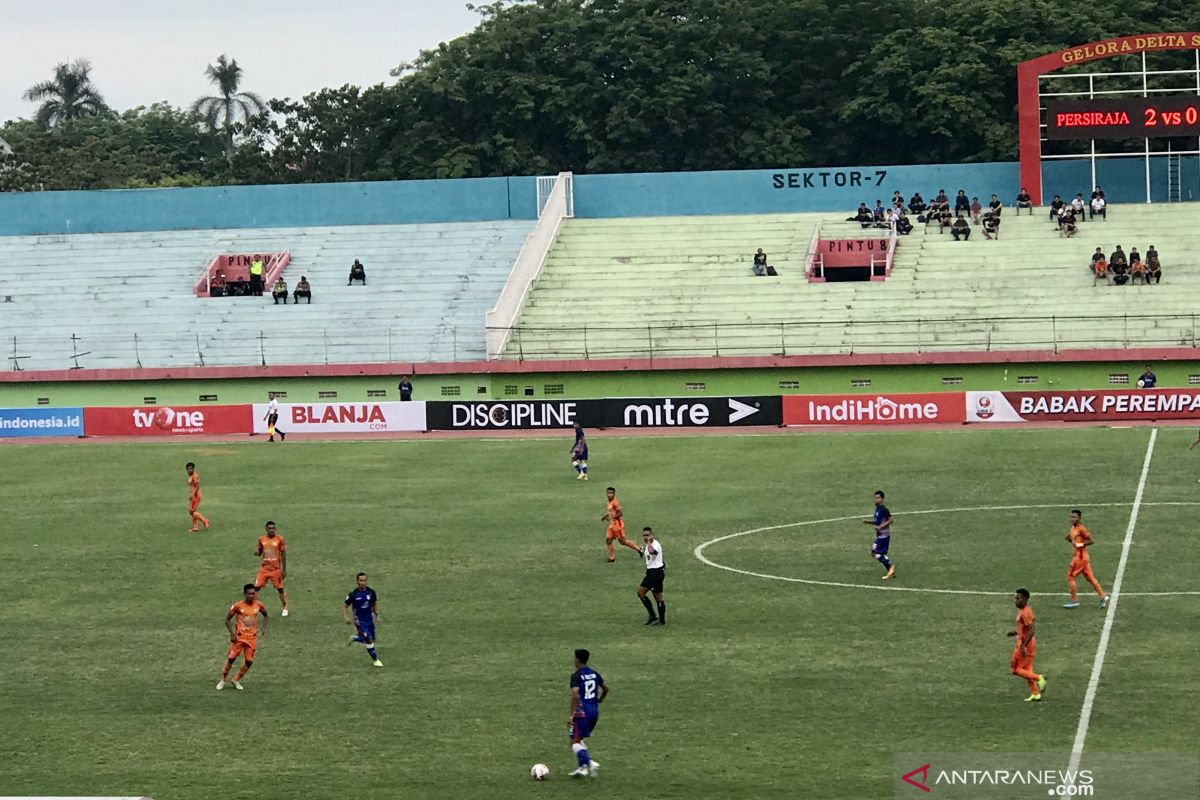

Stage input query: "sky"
[{"left": 0, "top": 0, "right": 483, "bottom": 124}]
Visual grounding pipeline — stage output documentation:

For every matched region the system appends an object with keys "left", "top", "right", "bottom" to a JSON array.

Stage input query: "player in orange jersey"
[
  {"left": 185, "top": 462, "right": 210, "bottom": 533},
  {"left": 1007, "top": 588, "right": 1046, "bottom": 702},
  {"left": 254, "top": 520, "right": 288, "bottom": 617},
  {"left": 218, "top": 583, "right": 268, "bottom": 691},
  {"left": 602, "top": 487, "right": 642, "bottom": 563},
  {"left": 1063, "top": 509, "right": 1107, "bottom": 610}
]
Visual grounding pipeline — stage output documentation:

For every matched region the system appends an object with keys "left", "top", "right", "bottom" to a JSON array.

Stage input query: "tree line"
[{"left": 0, "top": 0, "right": 1190, "bottom": 191}]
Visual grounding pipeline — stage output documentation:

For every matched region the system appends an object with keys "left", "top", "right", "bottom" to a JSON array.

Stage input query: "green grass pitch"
[{"left": 0, "top": 427, "right": 1196, "bottom": 800}]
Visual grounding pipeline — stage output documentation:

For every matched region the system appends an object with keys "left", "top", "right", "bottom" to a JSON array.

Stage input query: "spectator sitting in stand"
[
  {"left": 1071, "top": 193, "right": 1087, "bottom": 221},
  {"left": 1060, "top": 208, "right": 1078, "bottom": 238},
  {"left": 1092, "top": 253, "right": 1111, "bottom": 286},
  {"left": 271, "top": 277, "right": 289, "bottom": 304},
  {"left": 1111, "top": 259, "right": 1130, "bottom": 286},
  {"left": 951, "top": 213, "right": 971, "bottom": 241},
  {"left": 934, "top": 188, "right": 950, "bottom": 210},
  {"left": 1109, "top": 245, "right": 1128, "bottom": 272},
  {"left": 1130, "top": 255, "right": 1146, "bottom": 284},
  {"left": 293, "top": 276, "right": 312, "bottom": 304},
  {"left": 1048, "top": 194, "right": 1065, "bottom": 224},
  {"left": 988, "top": 194, "right": 1003, "bottom": 217},
  {"left": 969, "top": 196, "right": 983, "bottom": 224},
  {"left": 896, "top": 209, "right": 914, "bottom": 235},
  {"left": 752, "top": 248, "right": 768, "bottom": 276},
  {"left": 1145, "top": 246, "right": 1162, "bottom": 284},
  {"left": 1090, "top": 192, "right": 1106, "bottom": 220},
  {"left": 872, "top": 199, "right": 886, "bottom": 224},
  {"left": 982, "top": 211, "right": 1000, "bottom": 240},
  {"left": 908, "top": 193, "right": 927, "bottom": 215},
  {"left": 348, "top": 259, "right": 367, "bottom": 285},
  {"left": 936, "top": 203, "right": 953, "bottom": 233},
  {"left": 954, "top": 190, "right": 971, "bottom": 216},
  {"left": 1128, "top": 248, "right": 1144, "bottom": 283},
  {"left": 1016, "top": 188, "right": 1033, "bottom": 214},
  {"left": 851, "top": 203, "right": 873, "bottom": 227},
  {"left": 1091, "top": 185, "right": 1106, "bottom": 204},
  {"left": 209, "top": 272, "right": 228, "bottom": 298},
  {"left": 891, "top": 190, "right": 904, "bottom": 209},
  {"left": 1089, "top": 247, "right": 1106, "bottom": 272}
]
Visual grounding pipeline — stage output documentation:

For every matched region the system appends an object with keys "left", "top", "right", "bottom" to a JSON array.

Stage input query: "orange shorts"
[
  {"left": 1067, "top": 558, "right": 1093, "bottom": 579},
  {"left": 605, "top": 524, "right": 626, "bottom": 542},
  {"left": 255, "top": 567, "right": 284, "bottom": 589},
  {"left": 1010, "top": 646, "right": 1036, "bottom": 674},
  {"left": 189, "top": 493, "right": 202, "bottom": 513},
  {"left": 227, "top": 638, "right": 257, "bottom": 663}
]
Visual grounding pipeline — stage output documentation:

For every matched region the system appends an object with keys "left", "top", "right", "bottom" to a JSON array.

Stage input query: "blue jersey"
[
  {"left": 345, "top": 586, "right": 378, "bottom": 624},
  {"left": 874, "top": 505, "right": 892, "bottom": 537},
  {"left": 570, "top": 666, "right": 604, "bottom": 718}
]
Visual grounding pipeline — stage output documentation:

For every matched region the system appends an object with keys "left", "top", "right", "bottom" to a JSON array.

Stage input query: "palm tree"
[
  {"left": 23, "top": 59, "right": 110, "bottom": 129},
  {"left": 191, "top": 55, "right": 267, "bottom": 160}
]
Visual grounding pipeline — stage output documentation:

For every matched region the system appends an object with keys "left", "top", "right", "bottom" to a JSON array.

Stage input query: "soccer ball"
[
  {"left": 1136, "top": 379, "right": 1145, "bottom": 388},
  {"left": 530, "top": 763, "right": 550, "bottom": 780}
]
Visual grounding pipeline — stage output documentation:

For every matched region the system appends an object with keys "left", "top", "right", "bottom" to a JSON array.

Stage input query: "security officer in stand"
[{"left": 249, "top": 257, "right": 265, "bottom": 296}]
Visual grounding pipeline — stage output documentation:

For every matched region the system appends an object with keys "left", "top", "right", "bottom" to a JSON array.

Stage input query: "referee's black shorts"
[
  {"left": 268, "top": 413, "right": 280, "bottom": 426},
  {"left": 640, "top": 567, "right": 665, "bottom": 593}
]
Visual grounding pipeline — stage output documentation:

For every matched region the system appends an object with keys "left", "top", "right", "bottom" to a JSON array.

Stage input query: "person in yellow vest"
[{"left": 249, "top": 257, "right": 265, "bottom": 296}]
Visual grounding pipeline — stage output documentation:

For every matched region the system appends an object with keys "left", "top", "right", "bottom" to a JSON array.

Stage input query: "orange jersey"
[
  {"left": 1068, "top": 523, "right": 1093, "bottom": 561},
  {"left": 188, "top": 472, "right": 200, "bottom": 497},
  {"left": 1015, "top": 605, "right": 1035, "bottom": 649},
  {"left": 230, "top": 600, "right": 266, "bottom": 642},
  {"left": 607, "top": 498, "right": 623, "bottom": 524},
  {"left": 257, "top": 534, "right": 286, "bottom": 570}
]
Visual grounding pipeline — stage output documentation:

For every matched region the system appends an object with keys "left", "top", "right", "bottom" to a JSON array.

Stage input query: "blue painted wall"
[
  {"left": 574, "top": 157, "right": 1200, "bottom": 217},
  {"left": 0, "top": 158, "right": 1193, "bottom": 235},
  {"left": 0, "top": 176, "right": 540, "bottom": 236}
]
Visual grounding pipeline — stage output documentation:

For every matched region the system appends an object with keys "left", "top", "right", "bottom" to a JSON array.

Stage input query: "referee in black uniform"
[{"left": 637, "top": 527, "right": 666, "bottom": 626}]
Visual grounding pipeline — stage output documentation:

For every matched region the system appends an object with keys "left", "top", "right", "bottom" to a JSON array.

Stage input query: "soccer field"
[{"left": 0, "top": 428, "right": 1196, "bottom": 800}]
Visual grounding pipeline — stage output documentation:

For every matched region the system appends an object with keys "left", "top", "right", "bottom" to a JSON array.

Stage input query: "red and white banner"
[
  {"left": 783, "top": 392, "right": 965, "bottom": 425},
  {"left": 84, "top": 405, "right": 252, "bottom": 436},
  {"left": 967, "top": 389, "right": 1200, "bottom": 423},
  {"left": 252, "top": 401, "right": 427, "bottom": 433}
]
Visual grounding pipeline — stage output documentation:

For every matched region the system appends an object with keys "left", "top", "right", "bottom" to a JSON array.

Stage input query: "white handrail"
[{"left": 485, "top": 172, "right": 573, "bottom": 358}]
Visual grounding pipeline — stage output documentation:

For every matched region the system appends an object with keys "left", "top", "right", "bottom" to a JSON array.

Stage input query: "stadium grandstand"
[
  {"left": 0, "top": 220, "right": 531, "bottom": 370},
  {"left": 498, "top": 201, "right": 1200, "bottom": 360}
]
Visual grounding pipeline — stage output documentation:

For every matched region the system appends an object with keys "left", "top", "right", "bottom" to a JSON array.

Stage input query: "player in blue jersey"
[
  {"left": 862, "top": 490, "right": 896, "bottom": 579},
  {"left": 571, "top": 421, "right": 589, "bottom": 481},
  {"left": 567, "top": 648, "right": 608, "bottom": 778},
  {"left": 342, "top": 572, "right": 382, "bottom": 667}
]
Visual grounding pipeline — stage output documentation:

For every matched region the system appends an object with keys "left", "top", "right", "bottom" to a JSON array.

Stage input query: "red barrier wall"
[
  {"left": 817, "top": 238, "right": 894, "bottom": 266},
  {"left": 784, "top": 392, "right": 965, "bottom": 425},
  {"left": 966, "top": 388, "right": 1200, "bottom": 423},
  {"left": 84, "top": 405, "right": 252, "bottom": 435}
]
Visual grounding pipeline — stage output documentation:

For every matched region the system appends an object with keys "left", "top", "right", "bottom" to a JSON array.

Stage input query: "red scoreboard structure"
[{"left": 1017, "top": 33, "right": 1200, "bottom": 204}]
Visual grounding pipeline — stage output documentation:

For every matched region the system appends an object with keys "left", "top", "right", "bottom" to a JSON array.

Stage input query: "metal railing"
[
  {"left": 5, "top": 326, "right": 484, "bottom": 371},
  {"left": 492, "top": 313, "right": 1200, "bottom": 360},
  {"left": 8, "top": 313, "right": 1199, "bottom": 371}
]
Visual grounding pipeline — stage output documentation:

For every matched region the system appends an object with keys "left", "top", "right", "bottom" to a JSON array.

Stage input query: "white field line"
[{"left": 1065, "top": 428, "right": 1158, "bottom": 785}]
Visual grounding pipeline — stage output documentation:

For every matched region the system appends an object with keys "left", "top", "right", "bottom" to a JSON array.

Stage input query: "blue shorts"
[
  {"left": 568, "top": 711, "right": 598, "bottom": 741},
  {"left": 871, "top": 536, "right": 890, "bottom": 556},
  {"left": 355, "top": 621, "right": 376, "bottom": 642}
]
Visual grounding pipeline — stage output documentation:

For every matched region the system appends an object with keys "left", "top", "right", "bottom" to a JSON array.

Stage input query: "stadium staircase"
[
  {"left": 0, "top": 221, "right": 532, "bottom": 370},
  {"left": 501, "top": 204, "right": 1200, "bottom": 359}
]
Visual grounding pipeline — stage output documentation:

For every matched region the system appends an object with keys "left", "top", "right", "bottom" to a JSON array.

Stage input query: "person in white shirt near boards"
[
  {"left": 263, "top": 393, "right": 286, "bottom": 442},
  {"left": 637, "top": 527, "right": 666, "bottom": 626}
]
